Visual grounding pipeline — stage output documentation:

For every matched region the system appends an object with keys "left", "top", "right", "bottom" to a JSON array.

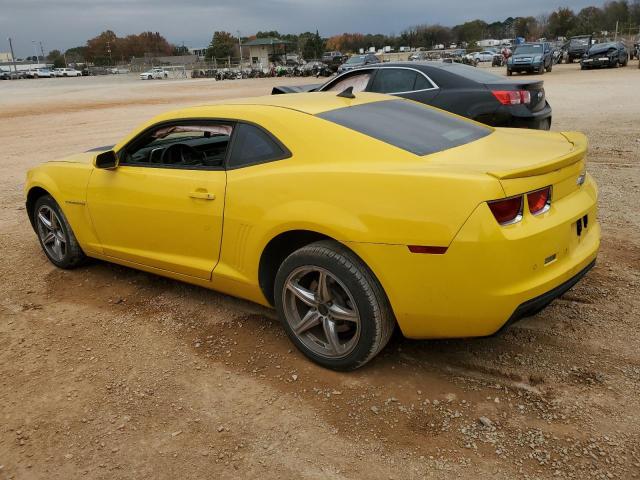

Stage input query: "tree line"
[
  {"left": 329, "top": 1, "right": 640, "bottom": 51},
  {"left": 51, "top": 0, "right": 640, "bottom": 65}
]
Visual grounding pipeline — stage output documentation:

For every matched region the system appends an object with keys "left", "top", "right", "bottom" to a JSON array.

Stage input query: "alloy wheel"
[
  {"left": 282, "top": 266, "right": 360, "bottom": 359},
  {"left": 36, "top": 205, "right": 67, "bottom": 262}
]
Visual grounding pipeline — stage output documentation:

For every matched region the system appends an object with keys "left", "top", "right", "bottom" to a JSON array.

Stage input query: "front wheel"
[
  {"left": 33, "top": 195, "right": 86, "bottom": 269},
  {"left": 274, "top": 240, "right": 395, "bottom": 370}
]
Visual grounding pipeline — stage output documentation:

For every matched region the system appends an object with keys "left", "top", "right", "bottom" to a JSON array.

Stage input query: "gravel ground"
[{"left": 0, "top": 63, "right": 639, "bottom": 479}]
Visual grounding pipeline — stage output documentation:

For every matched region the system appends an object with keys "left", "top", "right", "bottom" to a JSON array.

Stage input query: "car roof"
[{"left": 177, "top": 91, "right": 396, "bottom": 116}]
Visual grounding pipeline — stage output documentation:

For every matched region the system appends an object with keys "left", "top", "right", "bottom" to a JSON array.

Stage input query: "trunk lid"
[{"left": 428, "top": 128, "right": 587, "bottom": 199}]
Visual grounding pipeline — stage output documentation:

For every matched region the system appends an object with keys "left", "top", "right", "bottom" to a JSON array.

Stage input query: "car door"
[
  {"left": 367, "top": 67, "right": 440, "bottom": 104},
  {"left": 86, "top": 121, "right": 230, "bottom": 279}
]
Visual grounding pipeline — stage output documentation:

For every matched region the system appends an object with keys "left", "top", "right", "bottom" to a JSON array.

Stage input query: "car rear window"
[
  {"left": 435, "top": 63, "right": 506, "bottom": 83},
  {"left": 316, "top": 99, "right": 490, "bottom": 156}
]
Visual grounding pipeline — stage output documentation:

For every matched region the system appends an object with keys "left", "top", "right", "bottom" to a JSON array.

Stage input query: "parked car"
[
  {"left": 631, "top": 38, "right": 639, "bottom": 60},
  {"left": 507, "top": 42, "right": 554, "bottom": 75},
  {"left": 321, "top": 51, "right": 345, "bottom": 72},
  {"left": 337, "top": 54, "right": 380, "bottom": 74},
  {"left": 473, "top": 51, "right": 496, "bottom": 62},
  {"left": 24, "top": 92, "right": 599, "bottom": 370},
  {"left": 0, "top": 69, "right": 26, "bottom": 80},
  {"left": 581, "top": 41, "right": 629, "bottom": 69},
  {"left": 409, "top": 52, "right": 428, "bottom": 61},
  {"left": 565, "top": 35, "right": 592, "bottom": 63},
  {"left": 26, "top": 68, "right": 54, "bottom": 78},
  {"left": 140, "top": 68, "right": 168, "bottom": 80},
  {"left": 273, "top": 62, "right": 553, "bottom": 130},
  {"left": 52, "top": 67, "right": 82, "bottom": 77}
]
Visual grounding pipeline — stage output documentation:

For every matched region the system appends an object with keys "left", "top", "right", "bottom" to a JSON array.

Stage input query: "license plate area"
[{"left": 576, "top": 214, "right": 589, "bottom": 237}]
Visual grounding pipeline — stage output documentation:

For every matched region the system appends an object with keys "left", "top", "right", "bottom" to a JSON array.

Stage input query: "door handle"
[{"left": 189, "top": 191, "right": 216, "bottom": 200}]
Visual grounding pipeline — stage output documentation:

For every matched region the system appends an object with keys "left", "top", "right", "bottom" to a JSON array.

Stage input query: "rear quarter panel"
[{"left": 212, "top": 106, "right": 503, "bottom": 300}]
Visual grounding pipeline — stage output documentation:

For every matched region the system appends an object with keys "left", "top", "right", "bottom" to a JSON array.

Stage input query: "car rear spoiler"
[
  {"left": 271, "top": 84, "right": 323, "bottom": 95},
  {"left": 488, "top": 132, "right": 587, "bottom": 180}
]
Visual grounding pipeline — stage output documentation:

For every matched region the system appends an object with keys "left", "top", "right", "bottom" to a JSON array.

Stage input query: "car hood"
[
  {"left": 49, "top": 145, "right": 114, "bottom": 165},
  {"left": 586, "top": 44, "right": 615, "bottom": 55},
  {"left": 511, "top": 53, "right": 539, "bottom": 59}
]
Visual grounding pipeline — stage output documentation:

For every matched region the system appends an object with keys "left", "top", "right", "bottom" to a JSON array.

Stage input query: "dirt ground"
[{"left": 1, "top": 63, "right": 639, "bottom": 480}]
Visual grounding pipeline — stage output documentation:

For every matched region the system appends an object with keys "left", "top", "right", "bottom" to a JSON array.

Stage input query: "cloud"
[{"left": 1, "top": 0, "right": 596, "bottom": 55}]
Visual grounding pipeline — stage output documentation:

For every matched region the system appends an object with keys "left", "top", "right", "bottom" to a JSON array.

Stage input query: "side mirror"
[{"left": 95, "top": 150, "right": 118, "bottom": 169}]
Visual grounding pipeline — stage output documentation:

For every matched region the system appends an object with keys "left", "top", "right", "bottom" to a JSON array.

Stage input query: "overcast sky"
[{"left": 1, "top": 0, "right": 596, "bottom": 56}]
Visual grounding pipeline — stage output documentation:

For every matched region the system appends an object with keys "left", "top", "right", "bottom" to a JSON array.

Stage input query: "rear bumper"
[
  {"left": 495, "top": 259, "right": 595, "bottom": 334},
  {"left": 493, "top": 102, "right": 552, "bottom": 130},
  {"left": 347, "top": 175, "right": 599, "bottom": 339}
]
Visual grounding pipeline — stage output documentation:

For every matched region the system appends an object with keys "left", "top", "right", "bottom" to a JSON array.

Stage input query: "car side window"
[
  {"left": 323, "top": 71, "right": 372, "bottom": 92},
  {"left": 121, "top": 122, "right": 233, "bottom": 169},
  {"left": 369, "top": 69, "right": 418, "bottom": 93},
  {"left": 413, "top": 73, "right": 434, "bottom": 91},
  {"left": 227, "top": 123, "right": 289, "bottom": 168}
]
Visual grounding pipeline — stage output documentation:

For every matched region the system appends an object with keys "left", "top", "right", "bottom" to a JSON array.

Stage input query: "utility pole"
[
  {"left": 237, "top": 30, "right": 243, "bottom": 65},
  {"left": 106, "top": 41, "right": 112, "bottom": 66},
  {"left": 614, "top": 20, "right": 619, "bottom": 40},
  {"left": 7, "top": 37, "right": 18, "bottom": 73},
  {"left": 32, "top": 40, "right": 39, "bottom": 65}
]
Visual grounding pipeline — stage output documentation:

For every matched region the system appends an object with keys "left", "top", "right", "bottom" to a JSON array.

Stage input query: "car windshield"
[
  {"left": 346, "top": 56, "right": 365, "bottom": 64},
  {"left": 515, "top": 44, "right": 543, "bottom": 54},
  {"left": 592, "top": 42, "right": 615, "bottom": 49},
  {"left": 317, "top": 99, "right": 491, "bottom": 156},
  {"left": 571, "top": 38, "right": 590, "bottom": 46}
]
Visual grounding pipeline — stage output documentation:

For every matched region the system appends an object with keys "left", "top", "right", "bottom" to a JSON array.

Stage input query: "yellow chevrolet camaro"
[{"left": 25, "top": 92, "right": 599, "bottom": 370}]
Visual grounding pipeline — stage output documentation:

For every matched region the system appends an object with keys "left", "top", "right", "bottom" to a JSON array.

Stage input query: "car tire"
[
  {"left": 538, "top": 64, "right": 545, "bottom": 74},
  {"left": 274, "top": 240, "right": 395, "bottom": 371},
  {"left": 506, "top": 68, "right": 512, "bottom": 76},
  {"left": 33, "top": 195, "right": 86, "bottom": 269}
]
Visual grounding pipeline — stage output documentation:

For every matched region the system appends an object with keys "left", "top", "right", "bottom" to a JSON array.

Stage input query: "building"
[
  {"left": 243, "top": 38, "right": 293, "bottom": 66},
  {"left": 0, "top": 52, "right": 13, "bottom": 62},
  {"left": 189, "top": 47, "right": 207, "bottom": 61}
]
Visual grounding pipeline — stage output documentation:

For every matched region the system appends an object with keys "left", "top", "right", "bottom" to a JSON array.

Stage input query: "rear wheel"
[
  {"left": 274, "top": 240, "right": 395, "bottom": 371},
  {"left": 33, "top": 195, "right": 86, "bottom": 269}
]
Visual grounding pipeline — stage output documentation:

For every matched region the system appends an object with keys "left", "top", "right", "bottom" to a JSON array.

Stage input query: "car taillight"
[
  {"left": 488, "top": 195, "right": 523, "bottom": 225},
  {"left": 491, "top": 90, "right": 531, "bottom": 105},
  {"left": 527, "top": 186, "right": 552, "bottom": 215}
]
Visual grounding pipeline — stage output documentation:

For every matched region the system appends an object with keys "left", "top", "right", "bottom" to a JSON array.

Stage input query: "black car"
[
  {"left": 337, "top": 53, "right": 380, "bottom": 74},
  {"left": 581, "top": 41, "right": 629, "bottom": 69},
  {"left": 565, "top": 35, "right": 592, "bottom": 62},
  {"left": 273, "top": 62, "right": 552, "bottom": 130},
  {"left": 506, "top": 42, "right": 554, "bottom": 75}
]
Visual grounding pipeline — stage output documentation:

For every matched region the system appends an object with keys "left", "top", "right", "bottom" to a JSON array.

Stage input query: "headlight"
[{"left": 534, "top": 55, "right": 542, "bottom": 62}]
